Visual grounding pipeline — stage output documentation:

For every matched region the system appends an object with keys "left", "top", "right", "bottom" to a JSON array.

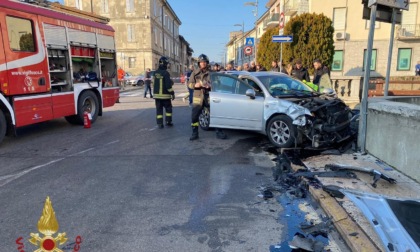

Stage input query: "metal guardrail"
[
  {"left": 263, "top": 13, "right": 279, "bottom": 28},
  {"left": 398, "top": 24, "right": 420, "bottom": 38}
]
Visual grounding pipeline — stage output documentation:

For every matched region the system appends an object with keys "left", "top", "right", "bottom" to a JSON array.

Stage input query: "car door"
[{"left": 209, "top": 73, "right": 264, "bottom": 130}]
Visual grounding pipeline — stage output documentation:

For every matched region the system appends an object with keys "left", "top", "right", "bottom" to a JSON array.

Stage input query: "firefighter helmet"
[
  {"left": 159, "top": 56, "right": 169, "bottom": 67},
  {"left": 198, "top": 54, "right": 209, "bottom": 64}
]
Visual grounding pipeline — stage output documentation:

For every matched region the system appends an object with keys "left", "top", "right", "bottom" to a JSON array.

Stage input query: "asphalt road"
[{"left": 0, "top": 84, "right": 290, "bottom": 251}]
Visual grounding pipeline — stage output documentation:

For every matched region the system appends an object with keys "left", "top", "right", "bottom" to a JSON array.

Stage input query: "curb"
[{"left": 308, "top": 186, "right": 380, "bottom": 252}]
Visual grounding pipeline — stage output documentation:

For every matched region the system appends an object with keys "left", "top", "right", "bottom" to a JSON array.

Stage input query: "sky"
[{"left": 56, "top": 0, "right": 267, "bottom": 63}]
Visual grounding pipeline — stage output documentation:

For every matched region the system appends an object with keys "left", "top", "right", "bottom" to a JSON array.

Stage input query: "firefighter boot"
[
  {"left": 190, "top": 126, "right": 199, "bottom": 141},
  {"left": 216, "top": 128, "right": 227, "bottom": 139}
]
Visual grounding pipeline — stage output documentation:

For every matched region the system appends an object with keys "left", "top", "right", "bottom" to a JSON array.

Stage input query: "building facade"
[
  {"left": 310, "top": 0, "right": 420, "bottom": 77},
  {"left": 228, "top": 0, "right": 419, "bottom": 77},
  {"left": 63, "top": 0, "right": 192, "bottom": 76}
]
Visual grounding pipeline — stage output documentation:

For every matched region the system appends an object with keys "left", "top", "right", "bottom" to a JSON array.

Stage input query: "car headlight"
[{"left": 293, "top": 115, "right": 307, "bottom": 126}]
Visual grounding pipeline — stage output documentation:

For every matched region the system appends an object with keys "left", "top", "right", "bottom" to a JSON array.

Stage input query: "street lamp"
[
  {"left": 234, "top": 22, "right": 244, "bottom": 66},
  {"left": 245, "top": 0, "right": 258, "bottom": 62}
]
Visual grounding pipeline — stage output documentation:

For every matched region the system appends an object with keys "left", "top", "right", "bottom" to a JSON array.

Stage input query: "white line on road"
[
  {"left": 0, "top": 158, "right": 65, "bottom": 187},
  {"left": 0, "top": 140, "right": 120, "bottom": 187}
]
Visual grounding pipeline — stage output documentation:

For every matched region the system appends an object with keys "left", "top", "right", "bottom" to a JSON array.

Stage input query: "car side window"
[
  {"left": 244, "top": 79, "right": 264, "bottom": 97},
  {"left": 236, "top": 79, "right": 253, "bottom": 95},
  {"left": 211, "top": 75, "right": 236, "bottom": 94}
]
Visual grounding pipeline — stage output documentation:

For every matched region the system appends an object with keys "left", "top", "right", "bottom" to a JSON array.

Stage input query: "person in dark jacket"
[
  {"left": 153, "top": 56, "right": 175, "bottom": 128},
  {"left": 188, "top": 54, "right": 227, "bottom": 140},
  {"left": 291, "top": 59, "right": 310, "bottom": 82},
  {"left": 144, "top": 68, "right": 153, "bottom": 98},
  {"left": 270, "top": 60, "right": 280, "bottom": 72},
  {"left": 313, "top": 59, "right": 330, "bottom": 83}
]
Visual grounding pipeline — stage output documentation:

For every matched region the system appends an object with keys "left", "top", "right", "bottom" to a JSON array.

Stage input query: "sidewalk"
[{"left": 295, "top": 152, "right": 420, "bottom": 251}]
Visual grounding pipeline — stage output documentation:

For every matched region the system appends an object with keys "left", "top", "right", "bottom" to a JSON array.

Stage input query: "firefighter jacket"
[
  {"left": 153, "top": 69, "right": 174, "bottom": 99},
  {"left": 188, "top": 68, "right": 211, "bottom": 93}
]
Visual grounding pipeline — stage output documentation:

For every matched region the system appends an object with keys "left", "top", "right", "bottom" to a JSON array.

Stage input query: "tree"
[
  {"left": 283, "top": 13, "right": 335, "bottom": 74},
  {"left": 256, "top": 27, "right": 281, "bottom": 70},
  {"left": 19, "top": 33, "right": 35, "bottom": 52},
  {"left": 257, "top": 13, "right": 335, "bottom": 74}
]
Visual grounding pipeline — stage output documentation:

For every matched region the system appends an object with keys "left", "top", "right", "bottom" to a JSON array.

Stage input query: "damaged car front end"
[{"left": 291, "top": 95, "right": 356, "bottom": 148}]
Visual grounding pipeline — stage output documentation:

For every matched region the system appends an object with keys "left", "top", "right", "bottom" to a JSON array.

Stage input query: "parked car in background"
[
  {"left": 125, "top": 73, "right": 145, "bottom": 86},
  {"left": 199, "top": 71, "right": 357, "bottom": 148}
]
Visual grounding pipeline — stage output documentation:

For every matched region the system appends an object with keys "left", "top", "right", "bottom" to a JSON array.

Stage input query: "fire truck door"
[{"left": 1, "top": 12, "right": 49, "bottom": 95}]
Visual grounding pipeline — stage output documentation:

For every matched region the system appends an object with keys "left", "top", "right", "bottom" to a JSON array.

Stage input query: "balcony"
[
  {"left": 397, "top": 24, "right": 420, "bottom": 40},
  {"left": 263, "top": 13, "right": 279, "bottom": 30},
  {"left": 284, "top": 0, "right": 299, "bottom": 16}
]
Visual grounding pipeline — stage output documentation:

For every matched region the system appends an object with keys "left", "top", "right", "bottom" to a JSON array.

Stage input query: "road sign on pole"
[
  {"left": 245, "top": 37, "right": 254, "bottom": 46},
  {"left": 272, "top": 35, "right": 293, "bottom": 43},
  {"left": 244, "top": 46, "right": 253, "bottom": 56},
  {"left": 368, "top": 0, "right": 409, "bottom": 10}
]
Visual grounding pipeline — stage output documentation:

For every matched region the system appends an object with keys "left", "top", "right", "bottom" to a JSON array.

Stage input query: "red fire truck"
[{"left": 0, "top": 0, "right": 120, "bottom": 144}]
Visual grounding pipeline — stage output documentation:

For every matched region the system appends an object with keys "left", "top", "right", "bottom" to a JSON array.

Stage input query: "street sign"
[
  {"left": 363, "top": 0, "right": 402, "bottom": 24},
  {"left": 245, "top": 37, "right": 254, "bottom": 46},
  {"left": 272, "top": 35, "right": 293, "bottom": 43},
  {"left": 244, "top": 46, "right": 253, "bottom": 56},
  {"left": 279, "top": 12, "right": 285, "bottom": 29},
  {"left": 368, "top": 0, "right": 409, "bottom": 11}
]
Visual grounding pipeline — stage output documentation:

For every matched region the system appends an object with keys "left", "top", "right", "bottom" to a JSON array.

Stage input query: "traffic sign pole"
[
  {"left": 384, "top": 8, "right": 396, "bottom": 96},
  {"left": 360, "top": 4, "right": 377, "bottom": 153}
]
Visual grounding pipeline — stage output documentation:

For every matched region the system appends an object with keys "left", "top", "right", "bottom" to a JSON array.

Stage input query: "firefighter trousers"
[
  {"left": 191, "top": 92, "right": 209, "bottom": 127},
  {"left": 155, "top": 99, "right": 172, "bottom": 125}
]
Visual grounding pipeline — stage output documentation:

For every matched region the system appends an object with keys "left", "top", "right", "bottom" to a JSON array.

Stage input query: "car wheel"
[
  {"left": 199, "top": 106, "right": 210, "bottom": 131},
  {"left": 65, "top": 90, "right": 99, "bottom": 125},
  {"left": 0, "top": 110, "right": 7, "bottom": 144},
  {"left": 266, "top": 115, "right": 295, "bottom": 148},
  {"left": 137, "top": 80, "right": 144, "bottom": 86}
]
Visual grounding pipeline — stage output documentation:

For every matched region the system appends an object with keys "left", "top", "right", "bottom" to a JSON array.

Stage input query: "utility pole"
[{"left": 245, "top": 0, "right": 258, "bottom": 62}]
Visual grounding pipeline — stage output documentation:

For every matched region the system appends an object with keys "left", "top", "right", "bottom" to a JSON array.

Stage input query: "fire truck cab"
[{"left": 0, "top": 0, "right": 120, "bottom": 144}]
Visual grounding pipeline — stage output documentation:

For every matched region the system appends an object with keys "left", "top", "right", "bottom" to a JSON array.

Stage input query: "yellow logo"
[{"left": 29, "top": 197, "right": 68, "bottom": 252}]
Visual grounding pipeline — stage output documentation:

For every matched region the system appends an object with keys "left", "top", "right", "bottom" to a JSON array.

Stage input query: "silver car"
[{"left": 200, "top": 71, "right": 354, "bottom": 148}]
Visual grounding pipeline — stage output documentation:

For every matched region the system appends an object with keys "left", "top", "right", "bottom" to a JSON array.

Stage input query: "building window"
[
  {"left": 397, "top": 48, "right": 412, "bottom": 71},
  {"left": 160, "top": 32, "right": 163, "bottom": 48},
  {"left": 126, "top": 0, "right": 134, "bottom": 12},
  {"left": 332, "top": 50, "right": 344, "bottom": 71},
  {"left": 365, "top": 20, "right": 380, "bottom": 29},
  {"left": 127, "top": 24, "right": 135, "bottom": 42},
  {"left": 75, "top": 0, "right": 82, "bottom": 10},
  {"left": 363, "top": 49, "right": 377, "bottom": 71},
  {"left": 129, "top": 57, "right": 136, "bottom": 68},
  {"left": 6, "top": 16, "right": 35, "bottom": 52},
  {"left": 402, "top": 3, "right": 418, "bottom": 35},
  {"left": 154, "top": 28, "right": 157, "bottom": 45},
  {"left": 333, "top": 7, "right": 346, "bottom": 31},
  {"left": 100, "top": 0, "right": 108, "bottom": 13}
]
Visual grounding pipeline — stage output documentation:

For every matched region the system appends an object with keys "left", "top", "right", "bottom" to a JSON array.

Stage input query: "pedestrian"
[
  {"left": 249, "top": 61, "right": 257, "bottom": 72},
  {"left": 256, "top": 63, "right": 266, "bottom": 71},
  {"left": 291, "top": 59, "right": 310, "bottom": 82},
  {"left": 416, "top": 61, "right": 420, "bottom": 76},
  {"left": 117, "top": 66, "right": 125, "bottom": 90},
  {"left": 243, "top": 62, "right": 250, "bottom": 71},
  {"left": 188, "top": 54, "right": 227, "bottom": 140},
  {"left": 183, "top": 65, "right": 194, "bottom": 106},
  {"left": 153, "top": 56, "right": 175, "bottom": 129},
  {"left": 143, "top": 68, "right": 153, "bottom": 98},
  {"left": 270, "top": 60, "right": 280, "bottom": 72},
  {"left": 225, "top": 63, "right": 234, "bottom": 71},
  {"left": 313, "top": 58, "right": 332, "bottom": 89}
]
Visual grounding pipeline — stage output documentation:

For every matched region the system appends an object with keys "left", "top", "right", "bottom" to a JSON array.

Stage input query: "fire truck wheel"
[
  {"left": 0, "top": 110, "right": 6, "bottom": 144},
  {"left": 65, "top": 90, "right": 99, "bottom": 125}
]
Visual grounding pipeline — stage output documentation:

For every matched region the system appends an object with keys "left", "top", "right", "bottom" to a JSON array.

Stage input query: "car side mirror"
[{"left": 246, "top": 89, "right": 256, "bottom": 99}]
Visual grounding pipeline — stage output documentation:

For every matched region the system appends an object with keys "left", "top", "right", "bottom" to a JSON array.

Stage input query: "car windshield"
[{"left": 257, "top": 75, "right": 315, "bottom": 97}]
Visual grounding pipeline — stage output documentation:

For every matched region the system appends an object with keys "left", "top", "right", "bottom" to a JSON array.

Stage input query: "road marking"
[
  {"left": 0, "top": 140, "right": 120, "bottom": 187},
  {"left": 0, "top": 158, "right": 65, "bottom": 187}
]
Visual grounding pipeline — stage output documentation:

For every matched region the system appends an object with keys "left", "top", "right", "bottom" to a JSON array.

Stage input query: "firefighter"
[
  {"left": 153, "top": 56, "right": 175, "bottom": 128},
  {"left": 188, "top": 54, "right": 227, "bottom": 140}
]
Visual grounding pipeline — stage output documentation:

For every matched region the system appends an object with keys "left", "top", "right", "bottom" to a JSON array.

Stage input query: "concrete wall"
[{"left": 365, "top": 97, "right": 420, "bottom": 182}]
